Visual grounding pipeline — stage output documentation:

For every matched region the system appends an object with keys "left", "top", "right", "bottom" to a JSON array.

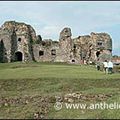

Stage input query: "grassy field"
[{"left": 0, "top": 62, "right": 120, "bottom": 119}]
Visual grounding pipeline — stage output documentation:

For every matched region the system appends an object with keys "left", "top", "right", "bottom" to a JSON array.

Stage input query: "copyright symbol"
[{"left": 54, "top": 102, "right": 62, "bottom": 111}]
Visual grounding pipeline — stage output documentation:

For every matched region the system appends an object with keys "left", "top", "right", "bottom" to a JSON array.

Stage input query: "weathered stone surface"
[
  {"left": 73, "top": 32, "right": 112, "bottom": 63},
  {"left": 0, "top": 21, "right": 112, "bottom": 63},
  {"left": 59, "top": 27, "right": 73, "bottom": 62},
  {"left": 0, "top": 21, "right": 37, "bottom": 62},
  {"left": 59, "top": 27, "right": 72, "bottom": 39},
  {"left": 36, "top": 35, "right": 42, "bottom": 44},
  {"left": 33, "top": 39, "right": 59, "bottom": 62}
]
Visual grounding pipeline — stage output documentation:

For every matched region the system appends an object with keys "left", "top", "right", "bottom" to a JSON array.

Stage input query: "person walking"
[
  {"left": 107, "top": 60, "right": 113, "bottom": 74},
  {"left": 103, "top": 60, "right": 108, "bottom": 74}
]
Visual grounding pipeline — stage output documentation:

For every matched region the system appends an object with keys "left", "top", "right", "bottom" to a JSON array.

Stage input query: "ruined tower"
[
  {"left": 0, "top": 21, "right": 37, "bottom": 62},
  {"left": 59, "top": 27, "right": 73, "bottom": 62}
]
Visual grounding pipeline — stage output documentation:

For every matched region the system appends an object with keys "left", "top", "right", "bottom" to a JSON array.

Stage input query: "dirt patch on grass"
[{"left": 0, "top": 92, "right": 114, "bottom": 119}]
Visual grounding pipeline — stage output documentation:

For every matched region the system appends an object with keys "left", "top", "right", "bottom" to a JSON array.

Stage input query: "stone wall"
[
  {"left": 0, "top": 21, "right": 112, "bottom": 64},
  {"left": 33, "top": 40, "right": 59, "bottom": 62}
]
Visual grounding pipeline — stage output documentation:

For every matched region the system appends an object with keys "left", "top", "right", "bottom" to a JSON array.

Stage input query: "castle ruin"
[{"left": 0, "top": 21, "right": 112, "bottom": 64}]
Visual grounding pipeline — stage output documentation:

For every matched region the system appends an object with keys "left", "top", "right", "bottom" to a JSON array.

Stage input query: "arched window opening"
[{"left": 18, "top": 38, "right": 21, "bottom": 42}]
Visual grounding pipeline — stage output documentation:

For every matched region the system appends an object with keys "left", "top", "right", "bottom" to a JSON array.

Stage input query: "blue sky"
[{"left": 0, "top": 1, "right": 120, "bottom": 56}]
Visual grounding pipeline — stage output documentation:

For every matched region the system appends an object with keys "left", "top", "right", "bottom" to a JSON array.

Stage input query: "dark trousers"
[
  {"left": 108, "top": 67, "right": 113, "bottom": 74},
  {"left": 97, "top": 66, "right": 100, "bottom": 70}
]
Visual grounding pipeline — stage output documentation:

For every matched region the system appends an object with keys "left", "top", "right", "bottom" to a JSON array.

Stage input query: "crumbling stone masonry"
[{"left": 0, "top": 21, "right": 112, "bottom": 64}]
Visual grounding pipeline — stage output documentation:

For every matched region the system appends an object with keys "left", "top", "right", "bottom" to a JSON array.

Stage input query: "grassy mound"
[{"left": 0, "top": 62, "right": 120, "bottom": 119}]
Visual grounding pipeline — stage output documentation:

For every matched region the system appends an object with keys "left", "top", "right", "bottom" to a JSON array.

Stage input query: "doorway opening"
[{"left": 15, "top": 51, "right": 23, "bottom": 61}]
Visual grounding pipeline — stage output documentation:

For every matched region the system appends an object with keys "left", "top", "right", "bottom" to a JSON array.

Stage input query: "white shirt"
[
  {"left": 108, "top": 61, "right": 113, "bottom": 68},
  {"left": 103, "top": 62, "right": 108, "bottom": 68}
]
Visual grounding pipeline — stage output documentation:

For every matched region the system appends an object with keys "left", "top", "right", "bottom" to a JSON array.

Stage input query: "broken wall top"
[
  {"left": 73, "top": 32, "right": 112, "bottom": 50},
  {"left": 0, "top": 21, "right": 112, "bottom": 51},
  {"left": 0, "top": 21, "right": 37, "bottom": 41},
  {"left": 59, "top": 27, "right": 72, "bottom": 40}
]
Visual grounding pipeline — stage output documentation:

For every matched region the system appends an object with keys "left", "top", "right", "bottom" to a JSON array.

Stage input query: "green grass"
[
  {"left": 0, "top": 62, "right": 120, "bottom": 119},
  {"left": 0, "top": 62, "right": 119, "bottom": 80}
]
